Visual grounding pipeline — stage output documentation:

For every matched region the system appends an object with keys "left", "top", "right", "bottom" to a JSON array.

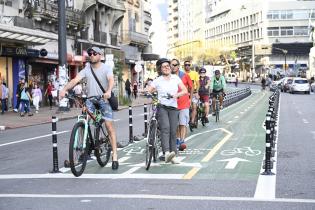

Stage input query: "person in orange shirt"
[{"left": 171, "top": 59, "right": 193, "bottom": 151}]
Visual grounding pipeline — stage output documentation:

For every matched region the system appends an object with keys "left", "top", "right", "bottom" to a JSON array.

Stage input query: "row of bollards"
[
  {"left": 262, "top": 88, "right": 280, "bottom": 175},
  {"left": 50, "top": 87, "right": 251, "bottom": 172}
]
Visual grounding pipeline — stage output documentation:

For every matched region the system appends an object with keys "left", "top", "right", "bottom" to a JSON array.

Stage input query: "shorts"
[
  {"left": 86, "top": 98, "right": 113, "bottom": 121},
  {"left": 191, "top": 95, "right": 198, "bottom": 104},
  {"left": 178, "top": 108, "right": 190, "bottom": 126},
  {"left": 199, "top": 95, "right": 209, "bottom": 103}
]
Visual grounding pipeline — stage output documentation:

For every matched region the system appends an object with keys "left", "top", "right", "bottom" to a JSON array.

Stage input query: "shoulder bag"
[{"left": 90, "top": 66, "right": 118, "bottom": 111}]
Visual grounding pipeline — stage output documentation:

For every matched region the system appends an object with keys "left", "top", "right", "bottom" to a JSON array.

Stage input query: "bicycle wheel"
[
  {"left": 146, "top": 120, "right": 157, "bottom": 170},
  {"left": 94, "top": 120, "right": 111, "bottom": 167},
  {"left": 216, "top": 101, "right": 220, "bottom": 122},
  {"left": 153, "top": 128, "right": 161, "bottom": 162},
  {"left": 69, "top": 121, "right": 88, "bottom": 177}
]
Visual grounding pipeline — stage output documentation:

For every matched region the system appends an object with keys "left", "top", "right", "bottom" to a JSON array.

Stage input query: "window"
[
  {"left": 294, "top": 26, "right": 308, "bottom": 36},
  {"left": 280, "top": 27, "right": 293, "bottom": 36},
  {"left": 267, "top": 27, "right": 279, "bottom": 36},
  {"left": 293, "top": 10, "right": 309, "bottom": 19}
]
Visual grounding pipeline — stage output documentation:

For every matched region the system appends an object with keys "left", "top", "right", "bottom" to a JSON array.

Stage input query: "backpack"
[{"left": 199, "top": 76, "right": 210, "bottom": 95}]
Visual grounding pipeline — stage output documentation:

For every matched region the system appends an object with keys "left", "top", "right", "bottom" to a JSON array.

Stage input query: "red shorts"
[{"left": 199, "top": 95, "right": 209, "bottom": 103}]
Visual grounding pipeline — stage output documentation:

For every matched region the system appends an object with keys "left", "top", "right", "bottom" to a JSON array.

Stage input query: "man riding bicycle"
[
  {"left": 198, "top": 67, "right": 210, "bottom": 123},
  {"left": 210, "top": 70, "right": 226, "bottom": 115}
]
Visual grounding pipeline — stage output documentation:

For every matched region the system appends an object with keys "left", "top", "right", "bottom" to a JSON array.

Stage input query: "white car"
[{"left": 289, "top": 78, "right": 310, "bottom": 94}]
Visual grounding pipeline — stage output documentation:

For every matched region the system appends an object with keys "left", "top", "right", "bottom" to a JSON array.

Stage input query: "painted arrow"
[{"left": 217, "top": 157, "right": 250, "bottom": 169}]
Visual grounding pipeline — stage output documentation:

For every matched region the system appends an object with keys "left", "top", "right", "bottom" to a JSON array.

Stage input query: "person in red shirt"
[
  {"left": 171, "top": 59, "right": 193, "bottom": 151},
  {"left": 44, "top": 81, "right": 54, "bottom": 110}
]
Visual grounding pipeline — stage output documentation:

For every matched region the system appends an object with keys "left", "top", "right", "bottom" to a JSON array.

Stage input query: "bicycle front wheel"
[
  {"left": 146, "top": 120, "right": 157, "bottom": 170},
  {"left": 69, "top": 121, "right": 88, "bottom": 177},
  {"left": 94, "top": 120, "right": 111, "bottom": 167}
]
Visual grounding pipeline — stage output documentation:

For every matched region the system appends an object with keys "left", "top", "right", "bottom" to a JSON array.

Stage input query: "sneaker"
[
  {"left": 159, "top": 154, "right": 165, "bottom": 161},
  {"left": 165, "top": 151, "right": 175, "bottom": 163},
  {"left": 212, "top": 112, "right": 216, "bottom": 116},
  {"left": 171, "top": 157, "right": 180, "bottom": 164},
  {"left": 20, "top": 112, "right": 25, "bottom": 117},
  {"left": 35, "top": 110, "right": 38, "bottom": 114},
  {"left": 28, "top": 113, "right": 33, "bottom": 116},
  {"left": 13, "top": 109, "right": 18, "bottom": 113}
]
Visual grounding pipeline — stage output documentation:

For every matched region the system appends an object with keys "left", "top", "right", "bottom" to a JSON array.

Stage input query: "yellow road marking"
[
  {"left": 183, "top": 128, "right": 233, "bottom": 180},
  {"left": 182, "top": 167, "right": 201, "bottom": 180}
]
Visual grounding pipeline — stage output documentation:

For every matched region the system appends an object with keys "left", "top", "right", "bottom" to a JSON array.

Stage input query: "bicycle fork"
[{"left": 74, "top": 118, "right": 89, "bottom": 150}]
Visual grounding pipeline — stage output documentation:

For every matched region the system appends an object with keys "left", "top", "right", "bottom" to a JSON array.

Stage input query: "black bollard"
[
  {"left": 143, "top": 104, "right": 148, "bottom": 137},
  {"left": 262, "top": 115, "right": 275, "bottom": 175},
  {"left": 50, "top": 116, "right": 61, "bottom": 173},
  {"left": 129, "top": 106, "right": 134, "bottom": 143}
]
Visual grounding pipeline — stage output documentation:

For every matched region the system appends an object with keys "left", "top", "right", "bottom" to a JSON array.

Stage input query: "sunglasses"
[
  {"left": 184, "top": 64, "right": 191, "bottom": 67},
  {"left": 171, "top": 64, "right": 179, "bottom": 67},
  {"left": 88, "top": 51, "right": 99, "bottom": 56}
]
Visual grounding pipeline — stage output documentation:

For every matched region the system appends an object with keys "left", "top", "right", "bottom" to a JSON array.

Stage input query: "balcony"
[
  {"left": 122, "top": 30, "right": 148, "bottom": 46},
  {"left": 144, "top": 11, "right": 152, "bottom": 26}
]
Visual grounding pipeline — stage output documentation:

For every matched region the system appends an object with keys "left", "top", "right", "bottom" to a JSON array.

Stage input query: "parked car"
[
  {"left": 270, "top": 78, "right": 283, "bottom": 91},
  {"left": 226, "top": 73, "right": 237, "bottom": 83},
  {"left": 280, "top": 77, "right": 293, "bottom": 92},
  {"left": 289, "top": 78, "right": 310, "bottom": 94}
]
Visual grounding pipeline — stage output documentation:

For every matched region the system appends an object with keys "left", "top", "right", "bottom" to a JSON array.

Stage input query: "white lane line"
[
  {"left": 0, "top": 130, "right": 70, "bottom": 147},
  {"left": 227, "top": 121, "right": 233, "bottom": 124},
  {"left": 113, "top": 119, "right": 121, "bottom": 122},
  {"left": 0, "top": 173, "right": 184, "bottom": 180},
  {"left": 234, "top": 116, "right": 239, "bottom": 119},
  {"left": 302, "top": 119, "right": 309, "bottom": 124},
  {"left": 0, "top": 193, "right": 314, "bottom": 203},
  {"left": 240, "top": 112, "right": 244, "bottom": 114}
]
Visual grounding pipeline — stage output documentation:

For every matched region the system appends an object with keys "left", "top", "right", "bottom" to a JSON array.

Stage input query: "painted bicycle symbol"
[
  {"left": 220, "top": 146, "right": 261, "bottom": 157},
  {"left": 123, "top": 146, "right": 145, "bottom": 155}
]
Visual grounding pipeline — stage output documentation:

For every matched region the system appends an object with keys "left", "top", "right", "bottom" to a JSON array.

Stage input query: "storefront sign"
[{"left": 1, "top": 47, "right": 39, "bottom": 57}]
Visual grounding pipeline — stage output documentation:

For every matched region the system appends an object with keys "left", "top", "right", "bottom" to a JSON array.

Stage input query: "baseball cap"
[{"left": 87, "top": 46, "right": 103, "bottom": 55}]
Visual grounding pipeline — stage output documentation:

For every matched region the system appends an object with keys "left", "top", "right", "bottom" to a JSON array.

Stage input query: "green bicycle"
[{"left": 67, "top": 95, "right": 111, "bottom": 177}]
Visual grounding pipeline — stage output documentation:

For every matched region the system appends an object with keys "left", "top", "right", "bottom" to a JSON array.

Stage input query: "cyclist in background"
[
  {"left": 198, "top": 67, "right": 210, "bottom": 123},
  {"left": 171, "top": 58, "right": 193, "bottom": 151},
  {"left": 210, "top": 70, "right": 226, "bottom": 115},
  {"left": 184, "top": 60, "right": 199, "bottom": 128},
  {"left": 147, "top": 58, "right": 188, "bottom": 164}
]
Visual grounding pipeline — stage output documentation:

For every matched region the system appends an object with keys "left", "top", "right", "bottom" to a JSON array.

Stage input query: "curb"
[{"left": 3, "top": 103, "right": 146, "bottom": 130}]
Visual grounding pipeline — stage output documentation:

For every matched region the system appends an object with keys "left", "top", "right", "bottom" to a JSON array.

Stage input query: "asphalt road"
[{"left": 0, "top": 84, "right": 314, "bottom": 210}]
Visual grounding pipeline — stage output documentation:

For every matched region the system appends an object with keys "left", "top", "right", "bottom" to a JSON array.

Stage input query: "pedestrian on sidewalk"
[
  {"left": 20, "top": 82, "right": 33, "bottom": 117},
  {"left": 44, "top": 81, "right": 54, "bottom": 110},
  {"left": 125, "top": 79, "right": 131, "bottom": 99},
  {"left": 133, "top": 80, "right": 138, "bottom": 99},
  {"left": 1, "top": 81, "right": 9, "bottom": 114},
  {"left": 14, "top": 79, "right": 24, "bottom": 112},
  {"left": 32, "top": 83, "right": 42, "bottom": 113}
]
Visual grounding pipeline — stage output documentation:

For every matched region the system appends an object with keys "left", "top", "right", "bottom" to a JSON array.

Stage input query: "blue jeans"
[
  {"left": 1, "top": 99, "right": 6, "bottom": 113},
  {"left": 20, "top": 100, "right": 30, "bottom": 113}
]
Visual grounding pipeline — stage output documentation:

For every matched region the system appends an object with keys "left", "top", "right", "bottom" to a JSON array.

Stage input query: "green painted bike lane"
[{"left": 67, "top": 90, "right": 271, "bottom": 180}]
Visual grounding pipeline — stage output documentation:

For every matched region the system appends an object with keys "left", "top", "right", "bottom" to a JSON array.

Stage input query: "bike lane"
[{"left": 64, "top": 90, "right": 270, "bottom": 184}]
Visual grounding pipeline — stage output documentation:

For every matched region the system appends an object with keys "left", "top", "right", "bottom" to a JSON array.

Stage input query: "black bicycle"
[
  {"left": 145, "top": 93, "right": 173, "bottom": 170},
  {"left": 212, "top": 92, "right": 223, "bottom": 122},
  {"left": 67, "top": 95, "right": 111, "bottom": 177}
]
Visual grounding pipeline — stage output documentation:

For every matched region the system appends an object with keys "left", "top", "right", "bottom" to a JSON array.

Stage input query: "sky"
[{"left": 150, "top": 0, "right": 168, "bottom": 58}]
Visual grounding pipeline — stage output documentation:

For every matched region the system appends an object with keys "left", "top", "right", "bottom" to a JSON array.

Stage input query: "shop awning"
[{"left": 0, "top": 23, "right": 58, "bottom": 45}]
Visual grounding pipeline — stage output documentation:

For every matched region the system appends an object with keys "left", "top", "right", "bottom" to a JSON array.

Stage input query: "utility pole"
[{"left": 58, "top": 0, "right": 69, "bottom": 111}]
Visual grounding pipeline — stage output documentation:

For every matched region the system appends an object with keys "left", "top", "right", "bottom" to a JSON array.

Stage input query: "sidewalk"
[{"left": 0, "top": 96, "right": 149, "bottom": 130}]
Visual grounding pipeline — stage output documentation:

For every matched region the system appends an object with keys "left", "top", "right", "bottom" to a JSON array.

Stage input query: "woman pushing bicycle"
[{"left": 146, "top": 58, "right": 188, "bottom": 164}]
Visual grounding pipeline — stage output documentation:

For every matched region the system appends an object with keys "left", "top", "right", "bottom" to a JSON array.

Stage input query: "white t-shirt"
[{"left": 151, "top": 74, "right": 181, "bottom": 108}]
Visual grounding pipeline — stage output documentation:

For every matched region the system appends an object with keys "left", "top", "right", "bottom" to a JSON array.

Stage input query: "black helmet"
[
  {"left": 199, "top": 67, "right": 206, "bottom": 74},
  {"left": 156, "top": 58, "right": 170, "bottom": 67},
  {"left": 215, "top": 70, "right": 221, "bottom": 75}
]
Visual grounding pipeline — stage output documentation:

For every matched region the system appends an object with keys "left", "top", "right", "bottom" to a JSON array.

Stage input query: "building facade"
[{"left": 204, "top": 0, "right": 315, "bottom": 79}]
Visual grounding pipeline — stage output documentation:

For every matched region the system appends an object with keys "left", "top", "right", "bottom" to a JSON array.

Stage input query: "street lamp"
[{"left": 274, "top": 47, "right": 288, "bottom": 71}]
